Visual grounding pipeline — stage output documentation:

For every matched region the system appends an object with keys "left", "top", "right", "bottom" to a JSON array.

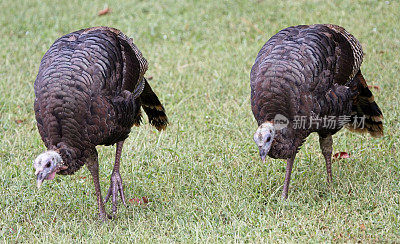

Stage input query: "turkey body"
[
  {"left": 250, "top": 24, "right": 383, "bottom": 198},
  {"left": 34, "top": 27, "right": 168, "bottom": 219}
]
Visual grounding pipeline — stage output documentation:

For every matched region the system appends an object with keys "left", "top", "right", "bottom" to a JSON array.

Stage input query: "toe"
[
  {"left": 104, "top": 185, "right": 112, "bottom": 204},
  {"left": 117, "top": 180, "right": 127, "bottom": 207}
]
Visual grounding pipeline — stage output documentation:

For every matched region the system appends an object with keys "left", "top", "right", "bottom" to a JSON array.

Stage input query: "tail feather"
[
  {"left": 140, "top": 78, "right": 168, "bottom": 131},
  {"left": 348, "top": 71, "right": 383, "bottom": 137}
]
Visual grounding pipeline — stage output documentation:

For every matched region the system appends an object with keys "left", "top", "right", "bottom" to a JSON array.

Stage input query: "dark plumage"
[
  {"left": 33, "top": 27, "right": 168, "bottom": 219},
  {"left": 250, "top": 24, "right": 383, "bottom": 199}
]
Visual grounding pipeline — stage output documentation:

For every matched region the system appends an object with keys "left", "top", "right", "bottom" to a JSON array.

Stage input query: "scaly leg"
[
  {"left": 319, "top": 134, "right": 333, "bottom": 183},
  {"left": 282, "top": 156, "right": 295, "bottom": 199},
  {"left": 104, "top": 141, "right": 127, "bottom": 216},
  {"left": 87, "top": 155, "right": 110, "bottom": 220}
]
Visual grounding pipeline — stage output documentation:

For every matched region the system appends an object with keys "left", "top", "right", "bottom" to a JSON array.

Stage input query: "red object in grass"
[
  {"left": 98, "top": 7, "right": 111, "bottom": 16},
  {"left": 333, "top": 152, "right": 350, "bottom": 159},
  {"left": 129, "top": 197, "right": 149, "bottom": 205},
  {"left": 368, "top": 85, "right": 380, "bottom": 91}
]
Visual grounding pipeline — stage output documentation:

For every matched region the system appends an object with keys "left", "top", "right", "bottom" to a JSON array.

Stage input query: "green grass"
[{"left": 0, "top": 0, "right": 399, "bottom": 242}]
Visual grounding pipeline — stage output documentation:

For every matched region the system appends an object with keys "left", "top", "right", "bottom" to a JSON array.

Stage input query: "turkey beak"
[
  {"left": 36, "top": 172, "right": 45, "bottom": 188},
  {"left": 260, "top": 150, "right": 267, "bottom": 162},
  {"left": 259, "top": 144, "right": 271, "bottom": 162},
  {"left": 36, "top": 167, "right": 51, "bottom": 188}
]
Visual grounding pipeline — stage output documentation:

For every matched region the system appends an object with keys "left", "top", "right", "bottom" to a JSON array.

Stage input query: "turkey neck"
[
  {"left": 49, "top": 143, "right": 87, "bottom": 175},
  {"left": 268, "top": 124, "right": 308, "bottom": 160}
]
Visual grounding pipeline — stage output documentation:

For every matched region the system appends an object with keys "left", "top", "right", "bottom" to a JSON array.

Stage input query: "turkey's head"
[
  {"left": 253, "top": 122, "right": 276, "bottom": 161},
  {"left": 33, "top": 150, "right": 65, "bottom": 188}
]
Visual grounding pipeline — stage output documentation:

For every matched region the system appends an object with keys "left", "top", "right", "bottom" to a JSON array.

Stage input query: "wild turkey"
[
  {"left": 250, "top": 24, "right": 383, "bottom": 199},
  {"left": 33, "top": 27, "right": 168, "bottom": 219}
]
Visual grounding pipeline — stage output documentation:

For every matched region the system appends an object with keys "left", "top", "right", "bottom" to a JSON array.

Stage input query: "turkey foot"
[
  {"left": 87, "top": 155, "right": 112, "bottom": 221},
  {"left": 104, "top": 141, "right": 127, "bottom": 216},
  {"left": 104, "top": 171, "right": 127, "bottom": 215}
]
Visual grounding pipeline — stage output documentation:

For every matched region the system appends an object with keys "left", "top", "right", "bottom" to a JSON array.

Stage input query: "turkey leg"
[
  {"left": 104, "top": 141, "right": 127, "bottom": 216},
  {"left": 319, "top": 134, "right": 333, "bottom": 183},
  {"left": 87, "top": 156, "right": 110, "bottom": 220},
  {"left": 282, "top": 156, "right": 295, "bottom": 199}
]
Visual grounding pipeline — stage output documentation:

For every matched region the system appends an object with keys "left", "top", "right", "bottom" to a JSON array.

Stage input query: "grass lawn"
[{"left": 0, "top": 0, "right": 399, "bottom": 242}]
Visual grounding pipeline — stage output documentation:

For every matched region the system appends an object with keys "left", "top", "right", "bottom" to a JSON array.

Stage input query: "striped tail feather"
[
  {"left": 348, "top": 71, "right": 383, "bottom": 137},
  {"left": 140, "top": 78, "right": 168, "bottom": 131}
]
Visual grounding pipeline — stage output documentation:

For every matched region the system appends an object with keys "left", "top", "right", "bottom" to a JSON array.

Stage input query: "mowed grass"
[{"left": 0, "top": 0, "right": 399, "bottom": 242}]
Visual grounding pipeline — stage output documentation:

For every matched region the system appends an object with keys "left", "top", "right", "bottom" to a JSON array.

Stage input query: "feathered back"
[
  {"left": 251, "top": 24, "right": 363, "bottom": 94},
  {"left": 317, "top": 24, "right": 363, "bottom": 88},
  {"left": 82, "top": 26, "right": 148, "bottom": 96}
]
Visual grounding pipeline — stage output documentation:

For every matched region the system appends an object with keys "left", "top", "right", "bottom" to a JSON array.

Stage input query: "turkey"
[
  {"left": 33, "top": 27, "right": 168, "bottom": 219},
  {"left": 250, "top": 24, "right": 383, "bottom": 199}
]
